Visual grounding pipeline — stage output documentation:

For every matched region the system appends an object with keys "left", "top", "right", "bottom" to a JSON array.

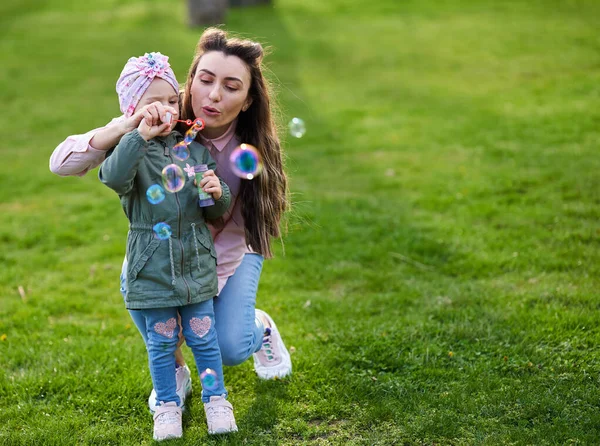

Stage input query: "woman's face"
[{"left": 190, "top": 51, "right": 253, "bottom": 139}]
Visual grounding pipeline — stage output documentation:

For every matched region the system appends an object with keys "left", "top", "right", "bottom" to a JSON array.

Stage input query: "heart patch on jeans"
[
  {"left": 153, "top": 317, "right": 177, "bottom": 338},
  {"left": 190, "top": 316, "right": 211, "bottom": 338}
]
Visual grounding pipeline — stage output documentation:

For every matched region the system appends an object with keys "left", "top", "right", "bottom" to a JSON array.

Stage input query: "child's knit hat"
[{"left": 116, "top": 52, "right": 179, "bottom": 117}]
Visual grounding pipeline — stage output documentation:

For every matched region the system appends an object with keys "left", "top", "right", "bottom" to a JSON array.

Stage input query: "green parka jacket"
[{"left": 99, "top": 129, "right": 231, "bottom": 310}]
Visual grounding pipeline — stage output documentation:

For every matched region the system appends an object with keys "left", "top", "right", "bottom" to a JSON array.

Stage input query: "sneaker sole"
[
  {"left": 153, "top": 433, "right": 182, "bottom": 441},
  {"left": 254, "top": 347, "right": 292, "bottom": 379},
  {"left": 208, "top": 426, "right": 238, "bottom": 435}
]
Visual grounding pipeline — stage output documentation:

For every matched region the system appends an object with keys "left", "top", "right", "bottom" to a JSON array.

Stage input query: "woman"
[{"left": 50, "top": 28, "right": 292, "bottom": 411}]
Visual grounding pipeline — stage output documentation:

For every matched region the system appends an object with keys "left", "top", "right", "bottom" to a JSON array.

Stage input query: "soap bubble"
[
  {"left": 146, "top": 184, "right": 165, "bottom": 205},
  {"left": 200, "top": 368, "right": 219, "bottom": 391},
  {"left": 229, "top": 144, "right": 262, "bottom": 180},
  {"left": 288, "top": 117, "right": 306, "bottom": 138},
  {"left": 162, "top": 164, "right": 185, "bottom": 193},
  {"left": 172, "top": 142, "right": 190, "bottom": 161},
  {"left": 153, "top": 222, "right": 172, "bottom": 240},
  {"left": 183, "top": 133, "right": 195, "bottom": 145}
]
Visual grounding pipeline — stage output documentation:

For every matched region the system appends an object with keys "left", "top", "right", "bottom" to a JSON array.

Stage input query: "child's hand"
[
  {"left": 199, "top": 170, "right": 222, "bottom": 200},
  {"left": 130, "top": 102, "right": 177, "bottom": 141},
  {"left": 138, "top": 116, "right": 169, "bottom": 141}
]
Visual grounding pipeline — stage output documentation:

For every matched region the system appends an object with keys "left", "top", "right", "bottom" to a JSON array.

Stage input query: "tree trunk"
[
  {"left": 229, "top": 0, "right": 270, "bottom": 6},
  {"left": 187, "top": 0, "right": 228, "bottom": 27}
]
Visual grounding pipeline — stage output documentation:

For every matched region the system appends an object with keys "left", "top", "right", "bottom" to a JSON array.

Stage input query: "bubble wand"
[
  {"left": 164, "top": 114, "right": 206, "bottom": 161},
  {"left": 163, "top": 115, "right": 217, "bottom": 207}
]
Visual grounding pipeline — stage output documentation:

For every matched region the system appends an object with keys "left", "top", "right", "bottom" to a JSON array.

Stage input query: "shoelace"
[
  {"left": 206, "top": 403, "right": 232, "bottom": 418},
  {"left": 156, "top": 410, "right": 179, "bottom": 425},
  {"left": 261, "top": 327, "right": 276, "bottom": 362}
]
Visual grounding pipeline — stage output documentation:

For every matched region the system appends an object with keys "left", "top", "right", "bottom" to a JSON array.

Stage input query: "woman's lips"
[{"left": 202, "top": 106, "right": 221, "bottom": 116}]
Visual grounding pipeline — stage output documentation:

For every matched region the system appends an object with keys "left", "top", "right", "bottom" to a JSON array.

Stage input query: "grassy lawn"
[{"left": 1, "top": 0, "right": 600, "bottom": 444}]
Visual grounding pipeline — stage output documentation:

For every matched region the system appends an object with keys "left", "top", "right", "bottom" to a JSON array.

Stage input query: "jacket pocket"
[
  {"left": 128, "top": 237, "right": 161, "bottom": 281},
  {"left": 189, "top": 224, "right": 217, "bottom": 287}
]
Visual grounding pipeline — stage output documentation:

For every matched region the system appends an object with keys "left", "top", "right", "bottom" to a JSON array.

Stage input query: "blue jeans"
[
  {"left": 141, "top": 300, "right": 225, "bottom": 405},
  {"left": 122, "top": 253, "right": 265, "bottom": 367}
]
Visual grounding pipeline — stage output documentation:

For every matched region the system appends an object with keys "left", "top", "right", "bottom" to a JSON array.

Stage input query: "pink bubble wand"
[{"left": 167, "top": 117, "right": 206, "bottom": 161}]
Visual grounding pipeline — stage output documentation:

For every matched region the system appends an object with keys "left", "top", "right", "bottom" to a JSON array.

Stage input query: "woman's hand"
[{"left": 199, "top": 169, "right": 222, "bottom": 200}]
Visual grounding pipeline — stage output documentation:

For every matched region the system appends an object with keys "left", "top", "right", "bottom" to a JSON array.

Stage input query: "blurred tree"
[
  {"left": 187, "top": 0, "right": 271, "bottom": 26},
  {"left": 229, "top": 0, "right": 270, "bottom": 5},
  {"left": 187, "top": 0, "right": 227, "bottom": 26}
]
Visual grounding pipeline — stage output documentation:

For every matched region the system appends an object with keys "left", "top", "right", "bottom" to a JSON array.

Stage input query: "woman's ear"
[{"left": 242, "top": 97, "right": 253, "bottom": 112}]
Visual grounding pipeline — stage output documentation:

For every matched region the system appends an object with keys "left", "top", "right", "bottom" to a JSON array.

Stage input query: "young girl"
[{"left": 100, "top": 52, "right": 237, "bottom": 441}]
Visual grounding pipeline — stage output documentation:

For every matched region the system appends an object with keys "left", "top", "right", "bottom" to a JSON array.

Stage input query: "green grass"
[{"left": 1, "top": 0, "right": 600, "bottom": 444}]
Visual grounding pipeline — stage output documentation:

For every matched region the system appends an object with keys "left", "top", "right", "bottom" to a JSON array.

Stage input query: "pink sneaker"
[
  {"left": 153, "top": 401, "right": 182, "bottom": 441},
  {"left": 253, "top": 309, "right": 292, "bottom": 379},
  {"left": 204, "top": 395, "right": 238, "bottom": 434}
]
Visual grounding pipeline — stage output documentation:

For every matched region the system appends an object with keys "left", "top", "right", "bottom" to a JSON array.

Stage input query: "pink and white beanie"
[{"left": 116, "top": 52, "right": 179, "bottom": 117}]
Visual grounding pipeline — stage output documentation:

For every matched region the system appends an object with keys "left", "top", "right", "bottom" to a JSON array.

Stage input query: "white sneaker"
[
  {"left": 253, "top": 309, "right": 292, "bottom": 380},
  {"left": 148, "top": 365, "right": 192, "bottom": 413},
  {"left": 204, "top": 395, "right": 238, "bottom": 434},
  {"left": 153, "top": 401, "right": 182, "bottom": 441}
]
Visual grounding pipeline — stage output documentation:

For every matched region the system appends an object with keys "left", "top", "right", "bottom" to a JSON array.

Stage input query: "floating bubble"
[
  {"left": 162, "top": 164, "right": 185, "bottom": 193},
  {"left": 172, "top": 142, "right": 190, "bottom": 161},
  {"left": 288, "top": 117, "right": 306, "bottom": 138},
  {"left": 153, "top": 222, "right": 172, "bottom": 240},
  {"left": 174, "top": 118, "right": 204, "bottom": 154},
  {"left": 183, "top": 133, "right": 195, "bottom": 145},
  {"left": 200, "top": 368, "right": 219, "bottom": 391},
  {"left": 146, "top": 184, "right": 165, "bottom": 205},
  {"left": 229, "top": 144, "right": 262, "bottom": 180}
]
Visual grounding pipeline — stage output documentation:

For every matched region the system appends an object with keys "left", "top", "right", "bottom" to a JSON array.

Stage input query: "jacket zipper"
[
  {"left": 166, "top": 142, "right": 191, "bottom": 304},
  {"left": 175, "top": 191, "right": 191, "bottom": 304}
]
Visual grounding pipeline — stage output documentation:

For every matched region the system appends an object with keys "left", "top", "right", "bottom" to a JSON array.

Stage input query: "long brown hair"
[{"left": 180, "top": 28, "right": 289, "bottom": 258}]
